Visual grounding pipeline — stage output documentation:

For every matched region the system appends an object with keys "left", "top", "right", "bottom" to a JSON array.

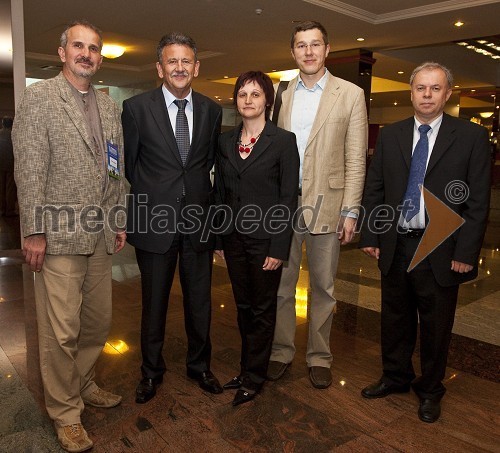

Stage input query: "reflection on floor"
[{"left": 0, "top": 190, "right": 499, "bottom": 452}]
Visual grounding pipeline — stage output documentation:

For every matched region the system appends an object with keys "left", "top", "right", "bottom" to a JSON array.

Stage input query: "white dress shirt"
[
  {"left": 401, "top": 114, "right": 443, "bottom": 229},
  {"left": 161, "top": 85, "right": 194, "bottom": 142}
]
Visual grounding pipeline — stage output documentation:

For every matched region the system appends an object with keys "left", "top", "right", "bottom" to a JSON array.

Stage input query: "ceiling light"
[
  {"left": 223, "top": 75, "right": 228, "bottom": 79},
  {"left": 477, "top": 40, "right": 487, "bottom": 44},
  {"left": 454, "top": 21, "right": 464, "bottom": 27},
  {"left": 356, "top": 37, "right": 365, "bottom": 42},
  {"left": 101, "top": 44, "right": 125, "bottom": 59},
  {"left": 397, "top": 71, "right": 404, "bottom": 74},
  {"left": 479, "top": 112, "right": 494, "bottom": 118},
  {"left": 98, "top": 80, "right": 103, "bottom": 83},
  {"left": 454, "top": 85, "right": 460, "bottom": 88},
  {"left": 457, "top": 42, "right": 468, "bottom": 46},
  {"left": 393, "top": 102, "right": 398, "bottom": 106},
  {"left": 471, "top": 89, "right": 476, "bottom": 92}
]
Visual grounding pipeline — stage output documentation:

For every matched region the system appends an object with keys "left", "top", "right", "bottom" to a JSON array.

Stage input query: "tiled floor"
[{"left": 0, "top": 190, "right": 498, "bottom": 452}]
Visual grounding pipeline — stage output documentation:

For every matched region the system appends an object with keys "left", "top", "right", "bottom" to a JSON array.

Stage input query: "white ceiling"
[{"left": 12, "top": 0, "right": 500, "bottom": 107}]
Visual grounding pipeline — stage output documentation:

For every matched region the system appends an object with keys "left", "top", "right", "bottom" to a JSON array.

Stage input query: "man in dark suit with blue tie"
[
  {"left": 359, "top": 62, "right": 490, "bottom": 423},
  {"left": 122, "top": 32, "right": 223, "bottom": 403}
]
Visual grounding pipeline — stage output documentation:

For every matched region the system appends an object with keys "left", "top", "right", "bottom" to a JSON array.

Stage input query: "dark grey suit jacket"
[
  {"left": 359, "top": 113, "right": 491, "bottom": 286},
  {"left": 122, "top": 87, "right": 222, "bottom": 253}
]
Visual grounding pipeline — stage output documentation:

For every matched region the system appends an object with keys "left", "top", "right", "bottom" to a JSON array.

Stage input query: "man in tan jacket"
[
  {"left": 268, "top": 21, "right": 367, "bottom": 388},
  {"left": 13, "top": 20, "right": 126, "bottom": 452}
]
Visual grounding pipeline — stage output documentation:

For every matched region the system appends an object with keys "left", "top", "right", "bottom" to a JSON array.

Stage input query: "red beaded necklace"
[{"left": 237, "top": 129, "right": 262, "bottom": 153}]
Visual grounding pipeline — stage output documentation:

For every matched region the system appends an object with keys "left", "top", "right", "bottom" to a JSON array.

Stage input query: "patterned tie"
[
  {"left": 174, "top": 99, "right": 190, "bottom": 165},
  {"left": 402, "top": 124, "right": 431, "bottom": 221}
]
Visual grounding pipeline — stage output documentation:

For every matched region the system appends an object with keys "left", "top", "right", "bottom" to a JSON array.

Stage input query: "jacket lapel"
[
  {"left": 189, "top": 91, "right": 207, "bottom": 165},
  {"left": 239, "top": 120, "right": 275, "bottom": 174},
  {"left": 306, "top": 73, "right": 340, "bottom": 148},
  {"left": 56, "top": 74, "right": 94, "bottom": 152},
  {"left": 396, "top": 117, "right": 415, "bottom": 169},
  {"left": 225, "top": 126, "right": 241, "bottom": 172},
  {"left": 279, "top": 78, "right": 296, "bottom": 130},
  {"left": 426, "top": 113, "right": 456, "bottom": 175},
  {"left": 149, "top": 87, "right": 183, "bottom": 166}
]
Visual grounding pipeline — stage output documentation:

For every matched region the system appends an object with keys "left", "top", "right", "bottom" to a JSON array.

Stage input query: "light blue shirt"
[
  {"left": 161, "top": 85, "right": 194, "bottom": 142},
  {"left": 290, "top": 68, "right": 328, "bottom": 185},
  {"left": 401, "top": 114, "right": 443, "bottom": 229}
]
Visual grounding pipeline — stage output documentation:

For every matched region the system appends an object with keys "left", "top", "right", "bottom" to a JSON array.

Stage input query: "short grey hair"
[
  {"left": 156, "top": 32, "right": 198, "bottom": 63},
  {"left": 410, "top": 62, "right": 453, "bottom": 88},
  {"left": 60, "top": 20, "right": 103, "bottom": 50}
]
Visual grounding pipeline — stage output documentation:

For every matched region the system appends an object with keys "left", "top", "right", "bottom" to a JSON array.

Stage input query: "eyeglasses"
[{"left": 294, "top": 42, "right": 325, "bottom": 52}]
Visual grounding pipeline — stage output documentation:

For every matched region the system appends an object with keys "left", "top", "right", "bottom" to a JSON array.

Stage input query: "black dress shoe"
[
  {"left": 361, "top": 379, "right": 410, "bottom": 399},
  {"left": 135, "top": 376, "right": 163, "bottom": 404},
  {"left": 187, "top": 370, "right": 223, "bottom": 394},
  {"left": 418, "top": 398, "right": 441, "bottom": 423},
  {"left": 232, "top": 388, "right": 256, "bottom": 406},
  {"left": 223, "top": 376, "right": 243, "bottom": 390}
]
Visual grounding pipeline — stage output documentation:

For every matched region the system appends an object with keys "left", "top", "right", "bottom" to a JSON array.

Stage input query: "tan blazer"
[
  {"left": 278, "top": 72, "right": 367, "bottom": 233},
  {"left": 13, "top": 73, "right": 126, "bottom": 255}
]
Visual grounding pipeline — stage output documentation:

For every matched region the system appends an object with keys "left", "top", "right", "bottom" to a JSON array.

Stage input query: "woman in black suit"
[{"left": 214, "top": 71, "right": 299, "bottom": 406}]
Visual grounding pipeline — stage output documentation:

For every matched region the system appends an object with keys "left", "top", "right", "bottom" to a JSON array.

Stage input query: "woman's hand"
[{"left": 263, "top": 256, "right": 282, "bottom": 271}]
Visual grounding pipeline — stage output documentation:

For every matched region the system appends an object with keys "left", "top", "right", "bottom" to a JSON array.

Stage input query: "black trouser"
[
  {"left": 381, "top": 235, "right": 459, "bottom": 400},
  {"left": 223, "top": 232, "right": 282, "bottom": 388},
  {"left": 135, "top": 232, "right": 213, "bottom": 380}
]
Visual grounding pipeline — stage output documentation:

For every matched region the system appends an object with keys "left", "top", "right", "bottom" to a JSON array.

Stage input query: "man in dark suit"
[
  {"left": 359, "top": 62, "right": 490, "bottom": 423},
  {"left": 122, "top": 32, "right": 223, "bottom": 403}
]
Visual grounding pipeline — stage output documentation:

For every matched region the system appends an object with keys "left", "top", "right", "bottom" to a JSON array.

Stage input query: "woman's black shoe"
[{"left": 223, "top": 376, "right": 243, "bottom": 390}]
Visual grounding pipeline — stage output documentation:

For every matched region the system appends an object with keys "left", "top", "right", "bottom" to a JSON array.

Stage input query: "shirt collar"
[
  {"left": 296, "top": 68, "right": 329, "bottom": 92},
  {"left": 414, "top": 114, "right": 443, "bottom": 132},
  {"left": 162, "top": 84, "right": 193, "bottom": 107}
]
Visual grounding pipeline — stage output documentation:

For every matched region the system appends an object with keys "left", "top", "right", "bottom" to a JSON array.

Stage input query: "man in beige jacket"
[
  {"left": 268, "top": 21, "right": 367, "bottom": 388},
  {"left": 13, "top": 20, "right": 126, "bottom": 452}
]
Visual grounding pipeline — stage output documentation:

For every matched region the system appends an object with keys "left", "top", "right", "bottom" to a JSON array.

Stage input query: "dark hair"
[
  {"left": 290, "top": 20, "right": 328, "bottom": 48},
  {"left": 157, "top": 32, "right": 197, "bottom": 63},
  {"left": 2, "top": 116, "right": 13, "bottom": 129},
  {"left": 410, "top": 61, "right": 454, "bottom": 88},
  {"left": 60, "top": 20, "right": 103, "bottom": 50},
  {"left": 233, "top": 71, "right": 275, "bottom": 119}
]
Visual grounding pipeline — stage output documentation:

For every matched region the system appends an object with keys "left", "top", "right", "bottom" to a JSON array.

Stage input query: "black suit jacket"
[
  {"left": 359, "top": 113, "right": 491, "bottom": 286},
  {"left": 123, "top": 87, "right": 222, "bottom": 253},
  {"left": 214, "top": 120, "right": 300, "bottom": 260}
]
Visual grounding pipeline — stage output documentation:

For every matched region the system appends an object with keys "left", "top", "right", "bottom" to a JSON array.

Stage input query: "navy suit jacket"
[
  {"left": 359, "top": 113, "right": 491, "bottom": 286},
  {"left": 122, "top": 87, "right": 222, "bottom": 253}
]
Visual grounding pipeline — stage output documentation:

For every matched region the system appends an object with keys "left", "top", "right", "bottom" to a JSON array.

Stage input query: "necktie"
[
  {"left": 174, "top": 99, "right": 190, "bottom": 165},
  {"left": 402, "top": 124, "right": 431, "bottom": 221}
]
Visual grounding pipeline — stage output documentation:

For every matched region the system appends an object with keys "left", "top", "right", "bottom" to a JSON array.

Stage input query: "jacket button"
[{"left": 97, "top": 174, "right": 102, "bottom": 179}]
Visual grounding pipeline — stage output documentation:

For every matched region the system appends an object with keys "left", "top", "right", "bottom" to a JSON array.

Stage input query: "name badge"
[{"left": 107, "top": 141, "right": 120, "bottom": 179}]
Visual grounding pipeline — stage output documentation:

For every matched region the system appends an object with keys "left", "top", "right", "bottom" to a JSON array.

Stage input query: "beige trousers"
[
  {"left": 34, "top": 233, "right": 112, "bottom": 427},
  {"left": 271, "top": 215, "right": 340, "bottom": 368}
]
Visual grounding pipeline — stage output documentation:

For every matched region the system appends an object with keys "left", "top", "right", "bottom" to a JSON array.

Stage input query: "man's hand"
[
  {"left": 23, "top": 234, "right": 47, "bottom": 272},
  {"left": 115, "top": 231, "right": 127, "bottom": 253},
  {"left": 337, "top": 216, "right": 357, "bottom": 245},
  {"left": 451, "top": 260, "right": 473, "bottom": 273},
  {"left": 361, "top": 247, "right": 380, "bottom": 259},
  {"left": 263, "top": 256, "right": 282, "bottom": 271}
]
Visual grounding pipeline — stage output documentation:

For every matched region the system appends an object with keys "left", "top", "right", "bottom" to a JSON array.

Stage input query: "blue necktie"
[
  {"left": 402, "top": 124, "right": 431, "bottom": 221},
  {"left": 174, "top": 99, "right": 190, "bottom": 165}
]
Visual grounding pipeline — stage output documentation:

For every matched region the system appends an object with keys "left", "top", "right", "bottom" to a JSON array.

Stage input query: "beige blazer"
[
  {"left": 13, "top": 73, "right": 126, "bottom": 255},
  {"left": 278, "top": 72, "right": 367, "bottom": 233}
]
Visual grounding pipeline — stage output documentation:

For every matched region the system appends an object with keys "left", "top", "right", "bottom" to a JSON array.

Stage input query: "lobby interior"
[{"left": 0, "top": 0, "right": 499, "bottom": 451}]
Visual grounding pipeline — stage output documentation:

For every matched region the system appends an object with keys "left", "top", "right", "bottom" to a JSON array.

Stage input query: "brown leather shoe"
[
  {"left": 56, "top": 423, "right": 93, "bottom": 452},
  {"left": 266, "top": 361, "right": 289, "bottom": 381},
  {"left": 309, "top": 366, "right": 332, "bottom": 389}
]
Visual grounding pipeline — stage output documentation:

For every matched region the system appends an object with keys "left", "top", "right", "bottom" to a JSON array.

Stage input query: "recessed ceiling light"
[
  {"left": 393, "top": 102, "right": 398, "bottom": 106},
  {"left": 471, "top": 89, "right": 476, "bottom": 92},
  {"left": 356, "top": 37, "right": 365, "bottom": 42},
  {"left": 397, "top": 71, "right": 404, "bottom": 74},
  {"left": 454, "top": 85, "right": 460, "bottom": 88},
  {"left": 223, "top": 76, "right": 228, "bottom": 79},
  {"left": 98, "top": 80, "right": 103, "bottom": 83},
  {"left": 454, "top": 21, "right": 464, "bottom": 27}
]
